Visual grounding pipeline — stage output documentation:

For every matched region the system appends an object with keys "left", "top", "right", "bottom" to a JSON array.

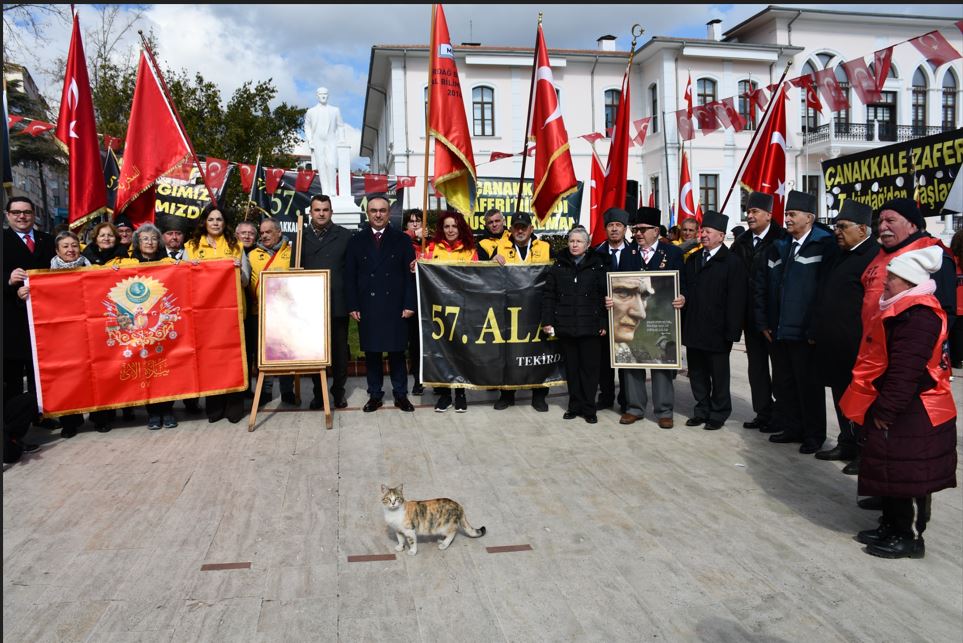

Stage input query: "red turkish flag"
[
  {"left": 873, "top": 47, "right": 893, "bottom": 90},
  {"left": 20, "top": 120, "right": 55, "bottom": 136},
  {"left": 580, "top": 132, "right": 604, "bottom": 144},
  {"left": 684, "top": 73, "right": 694, "bottom": 119},
  {"left": 8, "top": 114, "right": 24, "bottom": 129},
  {"left": 295, "top": 169, "right": 317, "bottom": 193},
  {"left": 396, "top": 175, "right": 417, "bottom": 189},
  {"left": 489, "top": 151, "right": 513, "bottom": 162},
  {"left": 237, "top": 163, "right": 256, "bottom": 193},
  {"left": 678, "top": 149, "right": 697, "bottom": 223},
  {"left": 648, "top": 191, "right": 655, "bottom": 208},
  {"left": 721, "top": 97, "right": 745, "bottom": 131},
  {"left": 841, "top": 58, "right": 882, "bottom": 105},
  {"left": 740, "top": 84, "right": 788, "bottom": 225},
  {"left": 588, "top": 147, "right": 607, "bottom": 244},
  {"left": 813, "top": 68, "right": 849, "bottom": 112},
  {"left": 54, "top": 14, "right": 108, "bottom": 230},
  {"left": 632, "top": 117, "right": 650, "bottom": 146},
  {"left": 675, "top": 109, "right": 695, "bottom": 141},
  {"left": 265, "top": 167, "right": 285, "bottom": 195},
  {"left": 203, "top": 157, "right": 230, "bottom": 196},
  {"left": 428, "top": 4, "right": 476, "bottom": 215},
  {"left": 26, "top": 260, "right": 247, "bottom": 416},
  {"left": 791, "top": 74, "right": 822, "bottom": 111},
  {"left": 692, "top": 104, "right": 719, "bottom": 133},
  {"left": 746, "top": 86, "right": 768, "bottom": 112},
  {"left": 599, "top": 65, "right": 631, "bottom": 218},
  {"left": 909, "top": 31, "right": 961, "bottom": 67},
  {"left": 364, "top": 173, "right": 389, "bottom": 193},
  {"left": 115, "top": 51, "right": 192, "bottom": 226},
  {"left": 102, "top": 134, "right": 122, "bottom": 151},
  {"left": 530, "top": 23, "right": 577, "bottom": 221}
]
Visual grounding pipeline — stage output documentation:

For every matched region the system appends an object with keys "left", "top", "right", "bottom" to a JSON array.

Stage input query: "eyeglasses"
[
  {"left": 833, "top": 223, "right": 856, "bottom": 231},
  {"left": 7, "top": 210, "right": 34, "bottom": 216}
]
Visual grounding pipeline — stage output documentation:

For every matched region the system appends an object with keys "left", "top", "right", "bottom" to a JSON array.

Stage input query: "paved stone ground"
[{"left": 4, "top": 345, "right": 962, "bottom": 642}]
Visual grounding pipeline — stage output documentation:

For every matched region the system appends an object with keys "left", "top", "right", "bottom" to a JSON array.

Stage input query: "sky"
[{"left": 4, "top": 3, "right": 960, "bottom": 168}]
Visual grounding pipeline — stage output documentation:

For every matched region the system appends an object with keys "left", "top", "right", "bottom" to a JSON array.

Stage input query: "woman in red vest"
[{"left": 841, "top": 246, "right": 957, "bottom": 559}]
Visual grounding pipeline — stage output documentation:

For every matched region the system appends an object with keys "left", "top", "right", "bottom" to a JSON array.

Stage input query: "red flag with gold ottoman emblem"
[{"left": 25, "top": 261, "right": 247, "bottom": 416}]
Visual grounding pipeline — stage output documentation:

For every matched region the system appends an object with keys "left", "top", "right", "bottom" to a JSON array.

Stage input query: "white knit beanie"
[{"left": 886, "top": 246, "right": 944, "bottom": 285}]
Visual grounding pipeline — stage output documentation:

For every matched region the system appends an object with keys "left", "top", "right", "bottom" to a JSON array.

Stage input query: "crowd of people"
[{"left": 4, "top": 190, "right": 960, "bottom": 559}]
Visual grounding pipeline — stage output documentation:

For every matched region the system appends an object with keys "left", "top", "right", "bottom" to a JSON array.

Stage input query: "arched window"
[
  {"left": 912, "top": 67, "right": 928, "bottom": 133},
  {"left": 696, "top": 78, "right": 716, "bottom": 105},
  {"left": 472, "top": 86, "right": 495, "bottom": 136},
  {"left": 649, "top": 83, "right": 659, "bottom": 133},
  {"left": 834, "top": 65, "right": 850, "bottom": 126},
  {"left": 801, "top": 61, "right": 817, "bottom": 132},
  {"left": 604, "top": 89, "right": 620, "bottom": 133},
  {"left": 942, "top": 71, "right": 957, "bottom": 130},
  {"left": 738, "top": 79, "right": 757, "bottom": 130},
  {"left": 816, "top": 52, "right": 834, "bottom": 67}
]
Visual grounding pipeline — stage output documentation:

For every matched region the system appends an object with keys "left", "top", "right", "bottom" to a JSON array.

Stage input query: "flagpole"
[
  {"left": 136, "top": 31, "right": 217, "bottom": 208},
  {"left": 719, "top": 60, "right": 792, "bottom": 214},
  {"left": 421, "top": 4, "right": 436, "bottom": 256},
  {"left": 514, "top": 12, "right": 543, "bottom": 216},
  {"left": 661, "top": 109, "right": 672, "bottom": 215}
]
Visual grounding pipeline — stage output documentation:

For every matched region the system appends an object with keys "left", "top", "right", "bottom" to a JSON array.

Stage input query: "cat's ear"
[
  {"left": 397, "top": 483, "right": 403, "bottom": 494},
  {"left": 380, "top": 484, "right": 387, "bottom": 494}
]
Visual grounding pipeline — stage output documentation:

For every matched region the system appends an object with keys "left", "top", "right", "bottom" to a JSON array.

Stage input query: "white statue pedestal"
[{"left": 330, "top": 142, "right": 362, "bottom": 228}]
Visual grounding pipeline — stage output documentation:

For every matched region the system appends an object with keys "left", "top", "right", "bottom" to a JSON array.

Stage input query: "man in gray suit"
[{"left": 301, "top": 194, "right": 352, "bottom": 409}]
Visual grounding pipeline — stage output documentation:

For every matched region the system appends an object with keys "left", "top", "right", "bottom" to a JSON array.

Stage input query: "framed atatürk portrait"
[
  {"left": 259, "top": 270, "right": 330, "bottom": 369},
  {"left": 607, "top": 270, "right": 681, "bottom": 369}
]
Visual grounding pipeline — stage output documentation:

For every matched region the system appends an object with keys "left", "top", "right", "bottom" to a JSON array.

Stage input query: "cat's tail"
[{"left": 460, "top": 515, "right": 486, "bottom": 538}]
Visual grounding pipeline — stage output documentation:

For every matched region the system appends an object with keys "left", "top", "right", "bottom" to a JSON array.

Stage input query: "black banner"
[
  {"left": 470, "top": 177, "right": 584, "bottom": 235},
  {"left": 417, "top": 262, "right": 565, "bottom": 389},
  {"left": 822, "top": 128, "right": 963, "bottom": 217}
]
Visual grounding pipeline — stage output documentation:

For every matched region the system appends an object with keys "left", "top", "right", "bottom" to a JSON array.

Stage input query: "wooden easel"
[{"left": 247, "top": 213, "right": 333, "bottom": 432}]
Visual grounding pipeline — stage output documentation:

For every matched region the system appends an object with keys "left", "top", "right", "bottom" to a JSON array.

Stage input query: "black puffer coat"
[{"left": 541, "top": 250, "right": 607, "bottom": 337}]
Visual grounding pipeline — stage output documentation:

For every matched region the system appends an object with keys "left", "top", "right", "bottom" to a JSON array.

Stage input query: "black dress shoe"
[
  {"left": 866, "top": 534, "right": 925, "bottom": 559},
  {"left": 334, "top": 397, "right": 348, "bottom": 409},
  {"left": 742, "top": 418, "right": 768, "bottom": 429},
  {"left": 685, "top": 417, "right": 706, "bottom": 427},
  {"left": 411, "top": 383, "right": 425, "bottom": 396},
  {"left": 61, "top": 427, "right": 78, "bottom": 439},
  {"left": 208, "top": 412, "right": 225, "bottom": 423},
  {"left": 857, "top": 496, "right": 883, "bottom": 511},
  {"left": 17, "top": 441, "right": 41, "bottom": 453},
  {"left": 758, "top": 424, "right": 782, "bottom": 434},
  {"left": 281, "top": 391, "right": 298, "bottom": 405},
  {"left": 531, "top": 397, "right": 549, "bottom": 413},
  {"left": 363, "top": 398, "right": 383, "bottom": 413},
  {"left": 856, "top": 523, "right": 896, "bottom": 546},
  {"left": 493, "top": 397, "right": 514, "bottom": 411},
  {"left": 815, "top": 445, "right": 857, "bottom": 461},
  {"left": 768, "top": 432, "right": 803, "bottom": 443},
  {"left": 799, "top": 442, "right": 824, "bottom": 455},
  {"left": 563, "top": 411, "right": 578, "bottom": 420},
  {"left": 703, "top": 420, "right": 724, "bottom": 430},
  {"left": 842, "top": 459, "right": 860, "bottom": 475},
  {"left": 584, "top": 414, "right": 598, "bottom": 424},
  {"left": 309, "top": 397, "right": 323, "bottom": 410},
  {"left": 394, "top": 397, "right": 415, "bottom": 412}
]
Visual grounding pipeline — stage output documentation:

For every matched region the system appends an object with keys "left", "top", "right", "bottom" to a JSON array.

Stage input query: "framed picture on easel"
[{"left": 258, "top": 269, "right": 331, "bottom": 368}]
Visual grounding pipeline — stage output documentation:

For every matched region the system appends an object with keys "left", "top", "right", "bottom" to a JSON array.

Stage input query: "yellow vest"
[
  {"left": 494, "top": 236, "right": 552, "bottom": 264},
  {"left": 248, "top": 241, "right": 292, "bottom": 313},
  {"left": 425, "top": 240, "right": 477, "bottom": 262},
  {"left": 478, "top": 230, "right": 510, "bottom": 258},
  {"left": 184, "top": 234, "right": 244, "bottom": 262}
]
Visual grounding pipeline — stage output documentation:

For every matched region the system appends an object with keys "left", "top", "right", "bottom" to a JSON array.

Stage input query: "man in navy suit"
[
  {"left": 345, "top": 195, "right": 416, "bottom": 412},
  {"left": 613, "top": 207, "right": 686, "bottom": 428}
]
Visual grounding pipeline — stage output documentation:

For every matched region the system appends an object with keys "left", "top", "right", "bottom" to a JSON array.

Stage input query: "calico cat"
[{"left": 381, "top": 484, "right": 486, "bottom": 556}]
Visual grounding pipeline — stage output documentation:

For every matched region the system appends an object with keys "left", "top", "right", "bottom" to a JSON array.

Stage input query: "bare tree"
[{"left": 1, "top": 4, "right": 69, "bottom": 63}]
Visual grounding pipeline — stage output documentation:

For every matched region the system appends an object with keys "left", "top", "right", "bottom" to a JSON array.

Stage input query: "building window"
[
  {"left": 696, "top": 78, "right": 717, "bottom": 106},
  {"left": 868, "top": 91, "right": 897, "bottom": 141},
  {"left": 738, "top": 80, "right": 757, "bottom": 130},
  {"left": 649, "top": 84, "right": 659, "bottom": 133},
  {"left": 699, "top": 174, "right": 718, "bottom": 212},
  {"left": 803, "top": 175, "right": 821, "bottom": 218},
  {"left": 649, "top": 176, "right": 660, "bottom": 211},
  {"left": 801, "top": 62, "right": 817, "bottom": 132},
  {"left": 912, "top": 68, "right": 927, "bottom": 133},
  {"left": 834, "top": 65, "right": 850, "bottom": 126},
  {"left": 604, "top": 89, "right": 620, "bottom": 133},
  {"left": 472, "top": 86, "right": 495, "bottom": 136},
  {"left": 943, "top": 71, "right": 958, "bottom": 130}
]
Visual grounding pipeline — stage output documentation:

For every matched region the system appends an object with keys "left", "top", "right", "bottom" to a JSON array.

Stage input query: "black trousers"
[
  {"left": 743, "top": 329, "right": 774, "bottom": 422},
  {"left": 3, "top": 358, "right": 36, "bottom": 403},
  {"left": 407, "top": 315, "right": 421, "bottom": 386},
  {"left": 597, "top": 335, "right": 615, "bottom": 406},
  {"left": 882, "top": 495, "right": 931, "bottom": 536},
  {"left": 951, "top": 317, "right": 963, "bottom": 364},
  {"left": 686, "top": 347, "right": 732, "bottom": 423},
  {"left": 146, "top": 401, "right": 175, "bottom": 417},
  {"left": 365, "top": 351, "right": 408, "bottom": 399},
  {"left": 497, "top": 387, "right": 548, "bottom": 402},
  {"left": 311, "top": 316, "right": 350, "bottom": 401},
  {"left": 830, "top": 381, "right": 859, "bottom": 449},
  {"left": 206, "top": 392, "right": 244, "bottom": 423},
  {"left": 560, "top": 335, "right": 600, "bottom": 415},
  {"left": 770, "top": 340, "right": 826, "bottom": 445}
]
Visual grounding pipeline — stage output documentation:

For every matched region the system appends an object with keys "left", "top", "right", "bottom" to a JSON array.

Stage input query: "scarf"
[
  {"left": 82, "top": 244, "right": 123, "bottom": 265},
  {"left": 878, "top": 278, "right": 937, "bottom": 312},
  {"left": 257, "top": 239, "right": 285, "bottom": 257},
  {"left": 50, "top": 255, "right": 91, "bottom": 270}
]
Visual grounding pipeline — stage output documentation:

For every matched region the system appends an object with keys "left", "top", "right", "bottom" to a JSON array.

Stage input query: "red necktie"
[
  {"left": 24, "top": 235, "right": 35, "bottom": 253},
  {"left": 374, "top": 231, "right": 383, "bottom": 248}
]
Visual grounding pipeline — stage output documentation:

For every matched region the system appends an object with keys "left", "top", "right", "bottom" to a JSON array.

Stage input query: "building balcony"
[{"left": 804, "top": 122, "right": 952, "bottom": 147}]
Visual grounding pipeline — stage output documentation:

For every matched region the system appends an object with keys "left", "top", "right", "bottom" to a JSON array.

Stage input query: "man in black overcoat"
[
  {"left": 301, "top": 194, "right": 353, "bottom": 410},
  {"left": 681, "top": 211, "right": 747, "bottom": 430},
  {"left": 344, "top": 194, "right": 416, "bottom": 412},
  {"left": 730, "top": 191, "right": 786, "bottom": 431},
  {"left": 811, "top": 199, "right": 879, "bottom": 470},
  {"left": 3, "top": 196, "right": 56, "bottom": 405}
]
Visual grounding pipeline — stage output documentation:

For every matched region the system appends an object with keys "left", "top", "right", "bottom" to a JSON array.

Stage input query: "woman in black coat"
[{"left": 541, "top": 226, "right": 608, "bottom": 424}]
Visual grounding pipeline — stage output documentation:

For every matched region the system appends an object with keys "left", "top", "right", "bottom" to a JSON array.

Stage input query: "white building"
[{"left": 361, "top": 6, "right": 962, "bottom": 233}]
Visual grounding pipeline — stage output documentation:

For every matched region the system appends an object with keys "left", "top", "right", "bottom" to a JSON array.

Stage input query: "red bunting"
[
  {"left": 488, "top": 151, "right": 513, "bottom": 162},
  {"left": 295, "top": 168, "right": 317, "bottom": 193},
  {"left": 791, "top": 75, "right": 822, "bottom": 111},
  {"left": 19, "top": 120, "right": 55, "bottom": 136},
  {"left": 203, "top": 157, "right": 230, "bottom": 195},
  {"left": 873, "top": 48, "right": 893, "bottom": 90},
  {"left": 841, "top": 58, "right": 882, "bottom": 106},
  {"left": 692, "top": 104, "right": 719, "bottom": 133},
  {"left": 675, "top": 110, "right": 695, "bottom": 141},
  {"left": 237, "top": 163, "right": 256, "bottom": 193},
  {"left": 721, "top": 97, "right": 745, "bottom": 131},
  {"left": 683, "top": 73, "right": 693, "bottom": 119},
  {"left": 396, "top": 175, "right": 417, "bottom": 189},
  {"left": 8, "top": 114, "right": 24, "bottom": 129},
  {"left": 909, "top": 31, "right": 961, "bottom": 67},
  {"left": 102, "top": 134, "right": 122, "bottom": 151},
  {"left": 745, "top": 86, "right": 768, "bottom": 112},
  {"left": 364, "top": 173, "right": 388, "bottom": 193},
  {"left": 813, "top": 68, "right": 849, "bottom": 112},
  {"left": 632, "top": 117, "right": 650, "bottom": 146},
  {"left": 580, "top": 132, "right": 604, "bottom": 144},
  {"left": 265, "top": 167, "right": 286, "bottom": 195}
]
